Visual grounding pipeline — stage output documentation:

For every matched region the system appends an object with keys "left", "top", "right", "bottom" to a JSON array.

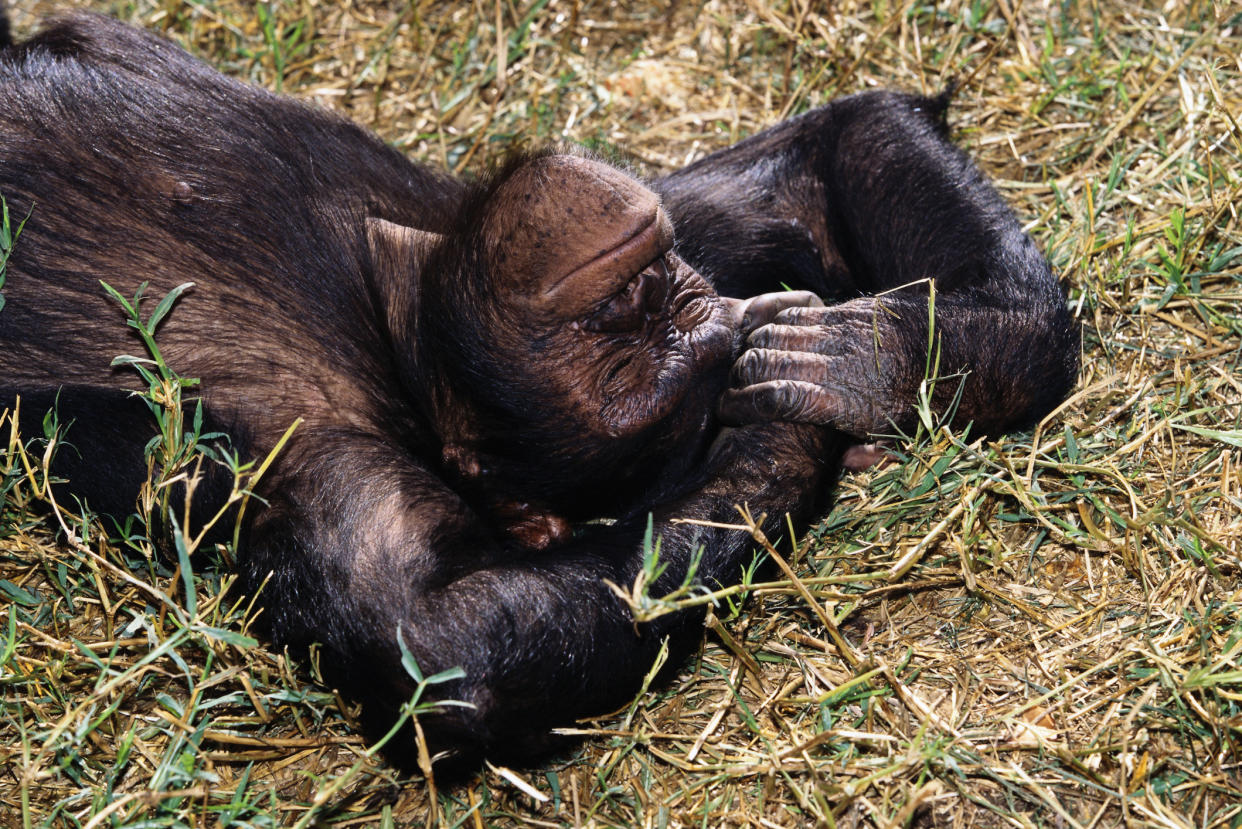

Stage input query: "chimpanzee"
[{"left": 0, "top": 10, "right": 1077, "bottom": 765}]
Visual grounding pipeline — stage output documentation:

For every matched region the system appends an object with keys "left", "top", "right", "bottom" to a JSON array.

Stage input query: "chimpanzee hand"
[{"left": 718, "top": 297, "right": 914, "bottom": 438}]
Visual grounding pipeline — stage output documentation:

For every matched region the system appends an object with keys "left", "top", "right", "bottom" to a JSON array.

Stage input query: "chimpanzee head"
[{"left": 369, "top": 150, "right": 735, "bottom": 535}]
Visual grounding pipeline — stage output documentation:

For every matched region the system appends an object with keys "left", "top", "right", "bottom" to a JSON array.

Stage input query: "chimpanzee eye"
[
  {"left": 581, "top": 272, "right": 647, "bottom": 333},
  {"left": 645, "top": 256, "right": 672, "bottom": 311}
]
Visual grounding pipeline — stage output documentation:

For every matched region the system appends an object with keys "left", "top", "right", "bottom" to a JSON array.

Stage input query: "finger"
[
  {"left": 726, "top": 290, "right": 824, "bottom": 334},
  {"left": 773, "top": 301, "right": 890, "bottom": 326},
  {"left": 772, "top": 305, "right": 836, "bottom": 325},
  {"left": 732, "top": 347, "right": 833, "bottom": 386},
  {"left": 717, "top": 380, "right": 842, "bottom": 426},
  {"left": 748, "top": 323, "right": 851, "bottom": 355},
  {"left": 738, "top": 290, "right": 824, "bottom": 332}
]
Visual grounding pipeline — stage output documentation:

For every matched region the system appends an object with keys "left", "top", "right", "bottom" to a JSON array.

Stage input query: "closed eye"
[{"left": 582, "top": 271, "right": 648, "bottom": 333}]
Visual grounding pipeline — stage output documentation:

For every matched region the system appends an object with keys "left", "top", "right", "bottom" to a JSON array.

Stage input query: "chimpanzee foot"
[{"left": 492, "top": 500, "right": 574, "bottom": 551}]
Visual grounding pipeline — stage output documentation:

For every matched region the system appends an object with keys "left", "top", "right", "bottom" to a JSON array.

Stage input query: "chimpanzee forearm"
[
  {"left": 657, "top": 90, "right": 1031, "bottom": 298},
  {"left": 657, "top": 90, "right": 1078, "bottom": 436},
  {"left": 247, "top": 422, "right": 832, "bottom": 762}
]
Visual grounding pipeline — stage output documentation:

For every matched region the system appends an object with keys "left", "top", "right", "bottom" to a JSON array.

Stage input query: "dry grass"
[{"left": 2, "top": 0, "right": 1241, "bottom": 826}]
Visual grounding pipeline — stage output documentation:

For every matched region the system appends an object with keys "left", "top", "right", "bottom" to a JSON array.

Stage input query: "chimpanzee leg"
[
  {"left": 656, "top": 90, "right": 1078, "bottom": 437},
  {"left": 0, "top": 387, "right": 152, "bottom": 519},
  {"left": 0, "top": 386, "right": 238, "bottom": 537}
]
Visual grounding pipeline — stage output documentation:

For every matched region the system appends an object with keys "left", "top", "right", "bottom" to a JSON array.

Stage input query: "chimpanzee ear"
[
  {"left": 366, "top": 218, "right": 444, "bottom": 332},
  {"left": 366, "top": 217, "right": 443, "bottom": 276}
]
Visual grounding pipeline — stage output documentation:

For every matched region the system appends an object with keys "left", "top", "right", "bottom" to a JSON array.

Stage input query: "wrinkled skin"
[{"left": 0, "top": 12, "right": 1077, "bottom": 768}]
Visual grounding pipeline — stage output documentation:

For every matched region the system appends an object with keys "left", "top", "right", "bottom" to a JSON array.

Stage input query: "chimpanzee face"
[
  {"left": 497, "top": 158, "right": 731, "bottom": 400},
  {"left": 519, "top": 204, "right": 734, "bottom": 444},
  {"left": 416, "top": 152, "right": 737, "bottom": 515}
]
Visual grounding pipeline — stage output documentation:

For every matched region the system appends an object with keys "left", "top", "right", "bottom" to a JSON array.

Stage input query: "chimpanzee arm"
[
  {"left": 655, "top": 90, "right": 1078, "bottom": 437},
  {"left": 245, "top": 420, "right": 832, "bottom": 765}
]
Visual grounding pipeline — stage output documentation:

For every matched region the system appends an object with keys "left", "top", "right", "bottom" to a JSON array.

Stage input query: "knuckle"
[
  {"left": 774, "top": 305, "right": 827, "bottom": 325},
  {"left": 733, "top": 347, "right": 767, "bottom": 383},
  {"left": 723, "top": 378, "right": 847, "bottom": 427},
  {"left": 735, "top": 348, "right": 805, "bottom": 385},
  {"left": 746, "top": 323, "right": 778, "bottom": 348},
  {"left": 772, "top": 380, "right": 819, "bottom": 421}
]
